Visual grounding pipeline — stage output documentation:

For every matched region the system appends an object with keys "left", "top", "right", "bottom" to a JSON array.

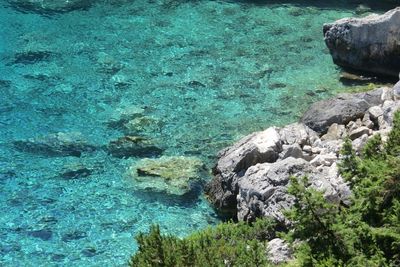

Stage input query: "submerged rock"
[
  {"left": 61, "top": 230, "right": 87, "bottom": 242},
  {"left": 8, "top": 0, "right": 94, "bottom": 14},
  {"left": 28, "top": 229, "right": 53, "bottom": 241},
  {"left": 60, "top": 164, "right": 92, "bottom": 180},
  {"left": 13, "top": 132, "right": 95, "bottom": 157},
  {"left": 107, "top": 135, "right": 163, "bottom": 158},
  {"left": 123, "top": 116, "right": 163, "bottom": 135},
  {"left": 11, "top": 51, "right": 53, "bottom": 65},
  {"left": 106, "top": 106, "right": 145, "bottom": 129},
  {"left": 96, "top": 52, "right": 123, "bottom": 74},
  {"left": 128, "top": 156, "right": 205, "bottom": 195},
  {"left": 323, "top": 8, "right": 400, "bottom": 77}
]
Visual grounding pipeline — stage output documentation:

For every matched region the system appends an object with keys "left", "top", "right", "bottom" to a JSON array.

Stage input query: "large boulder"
[
  {"left": 128, "top": 156, "right": 205, "bottom": 195},
  {"left": 13, "top": 132, "right": 96, "bottom": 157},
  {"left": 236, "top": 158, "right": 349, "bottom": 224},
  {"left": 8, "top": 0, "right": 94, "bottom": 14},
  {"left": 302, "top": 88, "right": 383, "bottom": 134},
  {"left": 323, "top": 8, "right": 400, "bottom": 77},
  {"left": 205, "top": 127, "right": 282, "bottom": 216}
]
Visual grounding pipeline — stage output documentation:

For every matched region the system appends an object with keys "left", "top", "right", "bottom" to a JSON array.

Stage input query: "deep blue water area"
[{"left": 0, "top": 0, "right": 393, "bottom": 266}]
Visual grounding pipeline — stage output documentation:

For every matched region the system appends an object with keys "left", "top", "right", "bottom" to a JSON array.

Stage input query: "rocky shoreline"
[
  {"left": 206, "top": 82, "right": 400, "bottom": 224},
  {"left": 206, "top": 5, "right": 400, "bottom": 227}
]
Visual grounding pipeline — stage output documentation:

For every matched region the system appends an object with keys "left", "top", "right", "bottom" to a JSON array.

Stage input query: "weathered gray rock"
[
  {"left": 315, "top": 139, "right": 343, "bottom": 156},
  {"left": 278, "top": 123, "right": 318, "bottom": 146},
  {"left": 321, "top": 123, "right": 346, "bottom": 141},
  {"left": 310, "top": 153, "right": 337, "bottom": 167},
  {"left": 394, "top": 80, "right": 400, "bottom": 100},
  {"left": 381, "top": 86, "right": 395, "bottom": 102},
  {"left": 279, "top": 144, "right": 303, "bottom": 160},
  {"left": 266, "top": 238, "right": 292, "bottom": 264},
  {"left": 302, "top": 145, "right": 312, "bottom": 153},
  {"left": 8, "top": 0, "right": 94, "bottom": 14},
  {"left": 368, "top": 105, "right": 384, "bottom": 123},
  {"left": 215, "top": 127, "right": 282, "bottom": 176},
  {"left": 323, "top": 8, "right": 400, "bottom": 77},
  {"left": 205, "top": 127, "right": 282, "bottom": 215},
  {"left": 236, "top": 158, "right": 349, "bottom": 223},
  {"left": 13, "top": 132, "right": 95, "bottom": 157},
  {"left": 302, "top": 88, "right": 383, "bottom": 133},
  {"left": 349, "top": 126, "right": 371, "bottom": 140},
  {"left": 352, "top": 134, "right": 369, "bottom": 153},
  {"left": 362, "top": 113, "right": 374, "bottom": 129},
  {"left": 381, "top": 100, "right": 400, "bottom": 128}
]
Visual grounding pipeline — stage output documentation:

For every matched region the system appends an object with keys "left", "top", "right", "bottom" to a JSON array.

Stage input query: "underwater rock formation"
[
  {"left": 106, "top": 106, "right": 145, "bottom": 129},
  {"left": 13, "top": 132, "right": 96, "bottom": 157},
  {"left": 128, "top": 156, "right": 205, "bottom": 195},
  {"left": 323, "top": 7, "right": 400, "bottom": 77},
  {"left": 206, "top": 84, "right": 400, "bottom": 222},
  {"left": 8, "top": 0, "right": 94, "bottom": 14},
  {"left": 60, "top": 164, "right": 93, "bottom": 180},
  {"left": 107, "top": 135, "right": 163, "bottom": 158}
]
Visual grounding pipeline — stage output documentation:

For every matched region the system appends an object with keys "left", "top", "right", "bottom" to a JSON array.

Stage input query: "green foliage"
[
  {"left": 129, "top": 219, "right": 276, "bottom": 267},
  {"left": 286, "top": 177, "right": 348, "bottom": 261},
  {"left": 284, "top": 111, "right": 400, "bottom": 266},
  {"left": 386, "top": 111, "right": 400, "bottom": 157},
  {"left": 338, "top": 137, "right": 359, "bottom": 180},
  {"left": 362, "top": 133, "right": 383, "bottom": 160}
]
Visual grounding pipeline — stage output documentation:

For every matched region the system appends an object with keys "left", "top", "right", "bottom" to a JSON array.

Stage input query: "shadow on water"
[
  {"left": 230, "top": 0, "right": 398, "bottom": 11},
  {"left": 130, "top": 184, "right": 204, "bottom": 207}
]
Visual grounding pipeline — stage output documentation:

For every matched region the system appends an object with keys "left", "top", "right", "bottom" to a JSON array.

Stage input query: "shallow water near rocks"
[{"left": 0, "top": 0, "right": 393, "bottom": 266}]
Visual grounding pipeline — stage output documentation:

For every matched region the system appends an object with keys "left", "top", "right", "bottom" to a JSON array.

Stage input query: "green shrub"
[
  {"left": 283, "top": 111, "right": 400, "bottom": 266},
  {"left": 129, "top": 219, "right": 276, "bottom": 267}
]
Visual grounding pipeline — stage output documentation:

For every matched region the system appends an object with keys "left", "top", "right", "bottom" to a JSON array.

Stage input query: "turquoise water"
[{"left": 0, "top": 1, "right": 392, "bottom": 266}]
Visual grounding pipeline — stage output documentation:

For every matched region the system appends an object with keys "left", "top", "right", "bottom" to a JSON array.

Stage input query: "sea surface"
[{"left": 0, "top": 0, "right": 394, "bottom": 266}]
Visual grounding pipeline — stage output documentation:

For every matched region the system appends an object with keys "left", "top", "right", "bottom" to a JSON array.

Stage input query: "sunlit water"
[{"left": 0, "top": 0, "right": 393, "bottom": 265}]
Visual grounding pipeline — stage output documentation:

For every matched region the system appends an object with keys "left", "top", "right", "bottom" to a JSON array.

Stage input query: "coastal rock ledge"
[
  {"left": 323, "top": 7, "right": 400, "bottom": 77},
  {"left": 205, "top": 84, "right": 400, "bottom": 224}
]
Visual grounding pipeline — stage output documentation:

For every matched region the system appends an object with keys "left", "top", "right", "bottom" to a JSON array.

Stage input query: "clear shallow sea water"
[{"left": 0, "top": 0, "right": 394, "bottom": 266}]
